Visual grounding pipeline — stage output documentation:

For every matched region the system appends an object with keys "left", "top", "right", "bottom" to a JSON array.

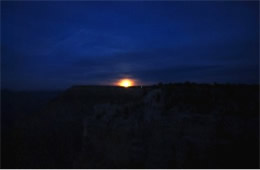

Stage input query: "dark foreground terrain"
[{"left": 1, "top": 83, "right": 259, "bottom": 168}]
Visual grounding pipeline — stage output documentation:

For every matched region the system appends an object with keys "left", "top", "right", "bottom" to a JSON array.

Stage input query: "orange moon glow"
[{"left": 118, "top": 79, "right": 135, "bottom": 88}]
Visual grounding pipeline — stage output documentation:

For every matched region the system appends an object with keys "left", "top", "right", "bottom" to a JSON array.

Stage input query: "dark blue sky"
[{"left": 1, "top": 1, "right": 259, "bottom": 90}]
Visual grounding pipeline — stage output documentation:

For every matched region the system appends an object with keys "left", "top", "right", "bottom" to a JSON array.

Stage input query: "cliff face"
[{"left": 2, "top": 84, "right": 259, "bottom": 168}]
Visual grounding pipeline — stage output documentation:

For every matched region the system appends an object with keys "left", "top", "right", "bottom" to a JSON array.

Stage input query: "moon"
[{"left": 118, "top": 79, "right": 134, "bottom": 88}]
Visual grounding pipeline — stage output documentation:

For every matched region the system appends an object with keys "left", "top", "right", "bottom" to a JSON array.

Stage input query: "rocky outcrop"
[{"left": 3, "top": 84, "right": 259, "bottom": 168}]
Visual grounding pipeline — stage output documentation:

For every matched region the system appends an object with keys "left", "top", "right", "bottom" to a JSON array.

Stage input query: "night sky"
[{"left": 1, "top": 1, "right": 259, "bottom": 90}]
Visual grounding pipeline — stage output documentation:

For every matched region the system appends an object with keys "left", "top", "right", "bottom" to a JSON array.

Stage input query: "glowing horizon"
[{"left": 117, "top": 78, "right": 135, "bottom": 88}]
